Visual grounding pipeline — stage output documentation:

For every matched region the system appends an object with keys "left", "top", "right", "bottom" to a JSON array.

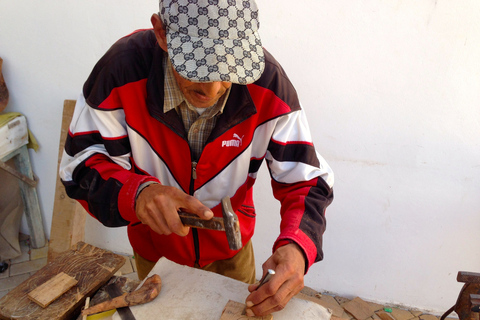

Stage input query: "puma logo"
[{"left": 222, "top": 133, "right": 244, "bottom": 147}]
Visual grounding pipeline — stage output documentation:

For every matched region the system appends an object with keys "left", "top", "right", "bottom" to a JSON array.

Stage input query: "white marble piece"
[{"left": 113, "top": 257, "right": 331, "bottom": 320}]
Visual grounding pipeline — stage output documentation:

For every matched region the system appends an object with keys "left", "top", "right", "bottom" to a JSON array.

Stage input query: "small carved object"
[
  {"left": 0, "top": 57, "right": 9, "bottom": 112},
  {"left": 81, "top": 274, "right": 162, "bottom": 316}
]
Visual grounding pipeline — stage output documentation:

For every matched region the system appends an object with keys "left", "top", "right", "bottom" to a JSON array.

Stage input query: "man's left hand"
[{"left": 244, "top": 243, "right": 306, "bottom": 317}]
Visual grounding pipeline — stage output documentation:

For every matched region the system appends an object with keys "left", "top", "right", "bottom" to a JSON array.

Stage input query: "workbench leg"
[{"left": 13, "top": 145, "right": 46, "bottom": 248}]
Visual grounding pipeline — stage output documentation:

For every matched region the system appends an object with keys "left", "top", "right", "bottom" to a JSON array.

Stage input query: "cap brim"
[{"left": 166, "top": 30, "right": 265, "bottom": 85}]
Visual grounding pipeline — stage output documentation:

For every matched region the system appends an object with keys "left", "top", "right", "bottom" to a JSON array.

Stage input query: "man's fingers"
[
  {"left": 141, "top": 203, "right": 179, "bottom": 235},
  {"left": 135, "top": 184, "right": 211, "bottom": 236},
  {"left": 179, "top": 196, "right": 214, "bottom": 220},
  {"left": 245, "top": 244, "right": 306, "bottom": 316},
  {"left": 246, "top": 278, "right": 299, "bottom": 316},
  {"left": 245, "top": 283, "right": 288, "bottom": 316}
]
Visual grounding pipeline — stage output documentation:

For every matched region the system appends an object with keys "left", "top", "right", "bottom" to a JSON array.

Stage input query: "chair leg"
[{"left": 13, "top": 145, "right": 46, "bottom": 248}]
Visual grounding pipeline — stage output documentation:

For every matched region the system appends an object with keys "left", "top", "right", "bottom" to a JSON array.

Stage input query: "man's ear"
[{"left": 151, "top": 13, "right": 168, "bottom": 52}]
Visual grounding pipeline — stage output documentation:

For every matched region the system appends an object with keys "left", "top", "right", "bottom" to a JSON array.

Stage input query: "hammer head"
[{"left": 221, "top": 196, "right": 242, "bottom": 251}]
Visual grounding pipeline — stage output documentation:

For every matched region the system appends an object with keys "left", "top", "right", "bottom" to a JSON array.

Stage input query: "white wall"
[{"left": 1, "top": 0, "right": 479, "bottom": 314}]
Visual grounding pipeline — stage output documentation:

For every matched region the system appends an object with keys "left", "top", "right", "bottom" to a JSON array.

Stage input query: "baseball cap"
[{"left": 159, "top": 0, "right": 265, "bottom": 84}]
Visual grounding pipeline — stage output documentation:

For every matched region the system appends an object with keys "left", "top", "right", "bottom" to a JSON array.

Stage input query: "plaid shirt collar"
[{"left": 163, "top": 53, "right": 229, "bottom": 117}]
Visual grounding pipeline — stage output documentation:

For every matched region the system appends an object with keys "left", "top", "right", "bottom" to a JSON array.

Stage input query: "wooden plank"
[
  {"left": 220, "top": 300, "right": 273, "bottom": 320},
  {"left": 48, "top": 99, "right": 87, "bottom": 261},
  {"left": 0, "top": 242, "right": 125, "bottom": 320},
  {"left": 27, "top": 272, "right": 78, "bottom": 308}
]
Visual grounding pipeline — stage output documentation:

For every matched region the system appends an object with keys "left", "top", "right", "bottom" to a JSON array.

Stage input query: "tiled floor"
[{"left": 0, "top": 235, "right": 457, "bottom": 320}]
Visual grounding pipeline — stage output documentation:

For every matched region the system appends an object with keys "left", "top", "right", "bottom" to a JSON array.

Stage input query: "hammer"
[{"left": 178, "top": 196, "right": 242, "bottom": 251}]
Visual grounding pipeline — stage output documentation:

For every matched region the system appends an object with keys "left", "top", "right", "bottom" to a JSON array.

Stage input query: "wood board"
[
  {"left": 27, "top": 272, "right": 78, "bottom": 308},
  {"left": 112, "top": 257, "right": 332, "bottom": 320},
  {"left": 48, "top": 99, "right": 87, "bottom": 261},
  {"left": 0, "top": 242, "right": 125, "bottom": 320}
]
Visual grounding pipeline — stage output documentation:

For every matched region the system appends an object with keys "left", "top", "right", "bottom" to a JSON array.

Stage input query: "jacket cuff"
[
  {"left": 273, "top": 233, "right": 315, "bottom": 274},
  {"left": 118, "top": 175, "right": 160, "bottom": 223}
]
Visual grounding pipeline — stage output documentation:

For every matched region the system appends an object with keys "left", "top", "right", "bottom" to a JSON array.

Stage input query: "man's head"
[{"left": 152, "top": 0, "right": 265, "bottom": 85}]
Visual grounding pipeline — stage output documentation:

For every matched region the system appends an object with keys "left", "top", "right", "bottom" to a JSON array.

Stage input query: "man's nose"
[{"left": 199, "top": 82, "right": 224, "bottom": 97}]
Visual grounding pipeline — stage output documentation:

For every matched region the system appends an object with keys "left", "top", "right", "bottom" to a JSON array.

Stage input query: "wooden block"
[
  {"left": 0, "top": 242, "right": 125, "bottom": 320},
  {"left": 220, "top": 300, "right": 273, "bottom": 320},
  {"left": 28, "top": 272, "right": 78, "bottom": 308},
  {"left": 343, "top": 297, "right": 375, "bottom": 320}
]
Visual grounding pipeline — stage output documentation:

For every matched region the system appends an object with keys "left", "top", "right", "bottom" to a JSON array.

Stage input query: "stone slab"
[{"left": 113, "top": 257, "right": 332, "bottom": 320}]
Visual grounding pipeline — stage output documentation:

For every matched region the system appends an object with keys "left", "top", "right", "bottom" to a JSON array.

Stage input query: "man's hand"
[
  {"left": 135, "top": 184, "right": 213, "bottom": 236},
  {"left": 244, "top": 243, "right": 306, "bottom": 317}
]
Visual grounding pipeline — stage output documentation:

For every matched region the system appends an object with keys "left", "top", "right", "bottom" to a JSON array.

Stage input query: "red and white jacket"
[{"left": 59, "top": 29, "right": 334, "bottom": 271}]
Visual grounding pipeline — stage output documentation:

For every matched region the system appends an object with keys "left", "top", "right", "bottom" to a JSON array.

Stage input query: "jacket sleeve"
[
  {"left": 59, "top": 94, "right": 159, "bottom": 227},
  {"left": 266, "top": 107, "right": 334, "bottom": 272}
]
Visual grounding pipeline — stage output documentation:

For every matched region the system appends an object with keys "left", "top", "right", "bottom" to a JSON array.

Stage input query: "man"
[{"left": 60, "top": 0, "right": 334, "bottom": 316}]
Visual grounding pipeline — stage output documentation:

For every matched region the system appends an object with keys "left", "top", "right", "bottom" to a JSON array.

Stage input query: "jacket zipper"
[{"left": 190, "top": 161, "right": 200, "bottom": 267}]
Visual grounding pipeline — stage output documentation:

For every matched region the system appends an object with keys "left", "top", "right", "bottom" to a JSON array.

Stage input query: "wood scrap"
[
  {"left": 82, "top": 297, "right": 90, "bottom": 320},
  {"left": 27, "top": 272, "right": 78, "bottom": 308},
  {"left": 220, "top": 300, "right": 273, "bottom": 320}
]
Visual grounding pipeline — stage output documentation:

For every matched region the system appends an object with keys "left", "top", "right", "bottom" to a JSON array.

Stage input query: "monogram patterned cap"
[{"left": 159, "top": 0, "right": 265, "bottom": 84}]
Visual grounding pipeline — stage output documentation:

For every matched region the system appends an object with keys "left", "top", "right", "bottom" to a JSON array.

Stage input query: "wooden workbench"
[{"left": 0, "top": 242, "right": 125, "bottom": 320}]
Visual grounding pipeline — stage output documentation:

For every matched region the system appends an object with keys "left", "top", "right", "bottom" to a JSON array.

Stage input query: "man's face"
[{"left": 172, "top": 68, "right": 232, "bottom": 109}]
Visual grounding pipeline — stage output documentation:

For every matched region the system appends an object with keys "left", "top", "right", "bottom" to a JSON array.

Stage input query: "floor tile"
[
  {"left": 0, "top": 290, "right": 8, "bottom": 299},
  {"left": 10, "top": 241, "right": 29, "bottom": 264},
  {"left": 9, "top": 257, "right": 47, "bottom": 276},
  {"left": 30, "top": 245, "right": 48, "bottom": 260},
  {"left": 115, "top": 256, "right": 134, "bottom": 276},
  {"left": 0, "top": 273, "right": 30, "bottom": 291}
]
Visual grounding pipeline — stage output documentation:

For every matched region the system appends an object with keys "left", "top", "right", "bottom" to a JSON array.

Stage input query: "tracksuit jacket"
[{"left": 59, "top": 29, "right": 334, "bottom": 271}]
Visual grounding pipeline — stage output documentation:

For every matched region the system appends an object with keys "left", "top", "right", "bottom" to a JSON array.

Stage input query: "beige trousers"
[{"left": 134, "top": 239, "right": 256, "bottom": 284}]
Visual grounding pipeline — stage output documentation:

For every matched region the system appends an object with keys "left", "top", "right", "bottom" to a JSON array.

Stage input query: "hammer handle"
[{"left": 179, "top": 212, "right": 225, "bottom": 231}]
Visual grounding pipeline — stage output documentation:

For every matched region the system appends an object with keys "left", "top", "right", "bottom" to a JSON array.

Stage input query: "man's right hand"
[{"left": 135, "top": 184, "right": 213, "bottom": 236}]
